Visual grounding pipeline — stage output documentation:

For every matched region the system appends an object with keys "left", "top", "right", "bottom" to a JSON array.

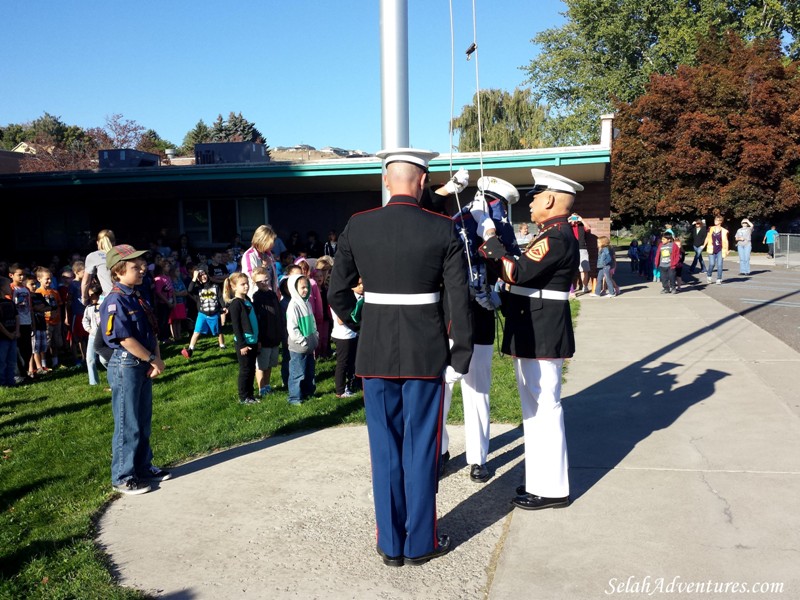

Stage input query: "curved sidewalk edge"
[{"left": 97, "top": 423, "right": 525, "bottom": 599}]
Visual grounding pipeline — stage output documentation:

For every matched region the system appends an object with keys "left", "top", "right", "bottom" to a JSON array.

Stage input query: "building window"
[{"left": 237, "top": 198, "right": 268, "bottom": 242}]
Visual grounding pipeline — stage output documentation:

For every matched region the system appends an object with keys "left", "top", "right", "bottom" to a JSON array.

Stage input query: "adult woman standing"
[
  {"left": 81, "top": 229, "right": 116, "bottom": 303},
  {"left": 704, "top": 216, "right": 729, "bottom": 285},
  {"left": 735, "top": 218, "right": 754, "bottom": 275},
  {"left": 240, "top": 225, "right": 279, "bottom": 300}
]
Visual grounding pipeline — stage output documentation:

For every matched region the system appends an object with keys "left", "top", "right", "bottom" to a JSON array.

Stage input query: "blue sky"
[{"left": 1, "top": 1, "right": 566, "bottom": 154}]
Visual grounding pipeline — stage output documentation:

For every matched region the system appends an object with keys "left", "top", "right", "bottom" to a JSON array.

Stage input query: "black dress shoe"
[
  {"left": 511, "top": 493, "right": 569, "bottom": 510},
  {"left": 404, "top": 534, "right": 451, "bottom": 566},
  {"left": 469, "top": 463, "right": 490, "bottom": 483},
  {"left": 438, "top": 451, "right": 450, "bottom": 478},
  {"left": 376, "top": 544, "right": 404, "bottom": 567}
]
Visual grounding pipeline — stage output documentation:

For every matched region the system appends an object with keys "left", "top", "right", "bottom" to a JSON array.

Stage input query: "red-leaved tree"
[{"left": 612, "top": 32, "right": 800, "bottom": 224}]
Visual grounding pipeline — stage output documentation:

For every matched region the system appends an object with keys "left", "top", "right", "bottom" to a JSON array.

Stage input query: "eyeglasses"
[{"left": 253, "top": 279, "right": 268, "bottom": 285}]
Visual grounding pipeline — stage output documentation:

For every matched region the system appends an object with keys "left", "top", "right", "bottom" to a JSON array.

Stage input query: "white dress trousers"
[
  {"left": 441, "top": 343, "right": 493, "bottom": 466},
  {"left": 514, "top": 357, "right": 569, "bottom": 498}
]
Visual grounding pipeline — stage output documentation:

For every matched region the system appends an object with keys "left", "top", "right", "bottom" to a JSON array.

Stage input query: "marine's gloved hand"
[
  {"left": 469, "top": 193, "right": 496, "bottom": 241},
  {"left": 489, "top": 290, "right": 502, "bottom": 308},
  {"left": 444, "top": 168, "right": 470, "bottom": 194},
  {"left": 475, "top": 291, "right": 494, "bottom": 311},
  {"left": 475, "top": 289, "right": 502, "bottom": 311},
  {"left": 443, "top": 365, "right": 465, "bottom": 384}
]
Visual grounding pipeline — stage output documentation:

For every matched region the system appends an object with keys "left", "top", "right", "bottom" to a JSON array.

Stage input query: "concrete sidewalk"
[{"left": 97, "top": 266, "right": 800, "bottom": 599}]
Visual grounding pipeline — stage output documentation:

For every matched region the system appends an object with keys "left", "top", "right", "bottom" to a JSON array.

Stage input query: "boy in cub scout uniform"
[
  {"left": 440, "top": 175, "right": 521, "bottom": 483},
  {"left": 471, "top": 168, "right": 581, "bottom": 510},
  {"left": 328, "top": 149, "right": 472, "bottom": 567}
]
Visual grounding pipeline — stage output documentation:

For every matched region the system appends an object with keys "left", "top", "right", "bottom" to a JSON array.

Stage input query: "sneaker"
[
  {"left": 36, "top": 368, "right": 51, "bottom": 375},
  {"left": 219, "top": 344, "right": 227, "bottom": 350},
  {"left": 288, "top": 399, "right": 302, "bottom": 406},
  {"left": 660, "top": 289, "right": 669, "bottom": 294},
  {"left": 113, "top": 478, "right": 151, "bottom": 496},
  {"left": 141, "top": 465, "right": 172, "bottom": 481},
  {"left": 671, "top": 289, "right": 678, "bottom": 294},
  {"left": 582, "top": 287, "right": 590, "bottom": 294},
  {"left": 607, "top": 294, "right": 616, "bottom": 298},
  {"left": 259, "top": 385, "right": 272, "bottom": 396},
  {"left": 239, "top": 397, "right": 257, "bottom": 405},
  {"left": 14, "top": 375, "right": 26, "bottom": 385},
  {"left": 589, "top": 293, "right": 599, "bottom": 297},
  {"left": 181, "top": 347, "right": 193, "bottom": 359},
  {"left": 706, "top": 275, "right": 712, "bottom": 284},
  {"left": 716, "top": 279, "right": 722, "bottom": 285},
  {"left": 335, "top": 390, "right": 355, "bottom": 398}
]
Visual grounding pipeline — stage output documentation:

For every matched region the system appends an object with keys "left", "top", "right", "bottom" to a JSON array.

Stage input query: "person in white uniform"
[
  {"left": 472, "top": 169, "right": 582, "bottom": 509},
  {"left": 440, "top": 176, "right": 521, "bottom": 483}
]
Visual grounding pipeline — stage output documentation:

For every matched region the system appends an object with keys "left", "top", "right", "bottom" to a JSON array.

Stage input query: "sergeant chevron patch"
[{"left": 526, "top": 238, "right": 549, "bottom": 261}]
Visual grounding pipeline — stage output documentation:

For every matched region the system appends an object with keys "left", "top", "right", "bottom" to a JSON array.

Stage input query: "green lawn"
[{"left": 0, "top": 300, "right": 578, "bottom": 598}]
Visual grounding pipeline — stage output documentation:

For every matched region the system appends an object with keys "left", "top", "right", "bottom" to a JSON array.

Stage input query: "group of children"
[
  {"left": 178, "top": 260, "right": 361, "bottom": 405},
  {"left": 1, "top": 262, "right": 91, "bottom": 385},
  {"left": 621, "top": 230, "right": 687, "bottom": 295},
  {"left": 581, "top": 228, "right": 688, "bottom": 299},
  {"left": 1, "top": 247, "right": 363, "bottom": 409}
]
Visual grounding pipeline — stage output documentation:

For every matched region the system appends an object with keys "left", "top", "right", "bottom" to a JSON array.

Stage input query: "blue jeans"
[
  {"left": 108, "top": 349, "right": 153, "bottom": 485},
  {"left": 738, "top": 244, "right": 751, "bottom": 274},
  {"left": 288, "top": 351, "right": 316, "bottom": 403},
  {"left": 594, "top": 266, "right": 615, "bottom": 295},
  {"left": 707, "top": 252, "right": 724, "bottom": 280},
  {"left": 0, "top": 337, "right": 17, "bottom": 386},
  {"left": 690, "top": 245, "right": 705, "bottom": 272}
]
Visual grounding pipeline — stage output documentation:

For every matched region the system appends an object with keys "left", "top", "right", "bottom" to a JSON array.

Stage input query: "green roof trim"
[{"left": 0, "top": 148, "right": 610, "bottom": 189}]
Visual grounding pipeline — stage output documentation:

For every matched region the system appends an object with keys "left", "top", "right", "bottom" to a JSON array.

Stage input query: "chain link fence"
[{"left": 774, "top": 234, "right": 800, "bottom": 268}]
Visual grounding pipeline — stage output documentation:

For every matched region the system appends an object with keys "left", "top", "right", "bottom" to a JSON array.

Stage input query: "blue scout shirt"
[{"left": 100, "top": 283, "right": 158, "bottom": 352}]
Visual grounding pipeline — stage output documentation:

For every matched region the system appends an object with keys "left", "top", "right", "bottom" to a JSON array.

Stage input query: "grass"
[{"left": 0, "top": 299, "right": 578, "bottom": 598}]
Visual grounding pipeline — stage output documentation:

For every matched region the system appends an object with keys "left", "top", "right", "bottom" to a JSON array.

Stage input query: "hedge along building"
[{"left": 0, "top": 115, "right": 613, "bottom": 263}]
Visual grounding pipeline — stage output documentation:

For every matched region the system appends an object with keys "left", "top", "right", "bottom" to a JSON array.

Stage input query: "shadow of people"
[{"left": 565, "top": 366, "right": 728, "bottom": 501}]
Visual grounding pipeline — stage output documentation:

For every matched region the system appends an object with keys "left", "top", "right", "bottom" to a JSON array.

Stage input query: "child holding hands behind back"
[
  {"left": 286, "top": 273, "right": 318, "bottom": 405},
  {"left": 224, "top": 272, "right": 260, "bottom": 405}
]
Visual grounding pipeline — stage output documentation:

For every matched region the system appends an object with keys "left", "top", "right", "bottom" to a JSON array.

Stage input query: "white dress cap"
[
  {"left": 529, "top": 168, "right": 584, "bottom": 194},
  {"left": 376, "top": 148, "right": 439, "bottom": 170},
  {"left": 477, "top": 175, "right": 520, "bottom": 205}
]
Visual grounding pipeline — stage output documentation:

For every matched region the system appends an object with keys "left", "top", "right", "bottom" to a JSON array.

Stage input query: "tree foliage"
[
  {"left": 526, "top": 0, "right": 800, "bottom": 144},
  {"left": 180, "top": 119, "right": 212, "bottom": 155},
  {"left": 612, "top": 32, "right": 800, "bottom": 224},
  {"left": 451, "top": 88, "right": 550, "bottom": 152},
  {"left": 2, "top": 113, "right": 178, "bottom": 172},
  {"left": 210, "top": 112, "right": 267, "bottom": 147}
]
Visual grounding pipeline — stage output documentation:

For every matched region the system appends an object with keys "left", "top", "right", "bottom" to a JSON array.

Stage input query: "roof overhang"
[{"left": 0, "top": 146, "right": 610, "bottom": 196}]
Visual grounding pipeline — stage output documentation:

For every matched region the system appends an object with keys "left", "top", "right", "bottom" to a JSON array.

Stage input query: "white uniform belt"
[
  {"left": 508, "top": 285, "right": 570, "bottom": 301},
  {"left": 363, "top": 291, "right": 441, "bottom": 305}
]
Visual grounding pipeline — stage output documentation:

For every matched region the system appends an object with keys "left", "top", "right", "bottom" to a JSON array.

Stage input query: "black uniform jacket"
[
  {"left": 479, "top": 215, "right": 578, "bottom": 359},
  {"left": 329, "top": 195, "right": 473, "bottom": 378}
]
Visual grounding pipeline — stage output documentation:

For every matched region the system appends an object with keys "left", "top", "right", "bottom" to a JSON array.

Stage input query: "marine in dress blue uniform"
[
  {"left": 328, "top": 149, "right": 472, "bottom": 566},
  {"left": 473, "top": 169, "right": 582, "bottom": 510}
]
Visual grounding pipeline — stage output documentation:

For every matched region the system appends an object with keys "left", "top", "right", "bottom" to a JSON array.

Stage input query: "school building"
[{"left": 0, "top": 116, "right": 614, "bottom": 262}]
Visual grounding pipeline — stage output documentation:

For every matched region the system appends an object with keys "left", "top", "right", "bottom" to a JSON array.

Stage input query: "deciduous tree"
[
  {"left": 451, "top": 88, "right": 550, "bottom": 152},
  {"left": 612, "top": 32, "right": 800, "bottom": 224},
  {"left": 526, "top": 0, "right": 799, "bottom": 144}
]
